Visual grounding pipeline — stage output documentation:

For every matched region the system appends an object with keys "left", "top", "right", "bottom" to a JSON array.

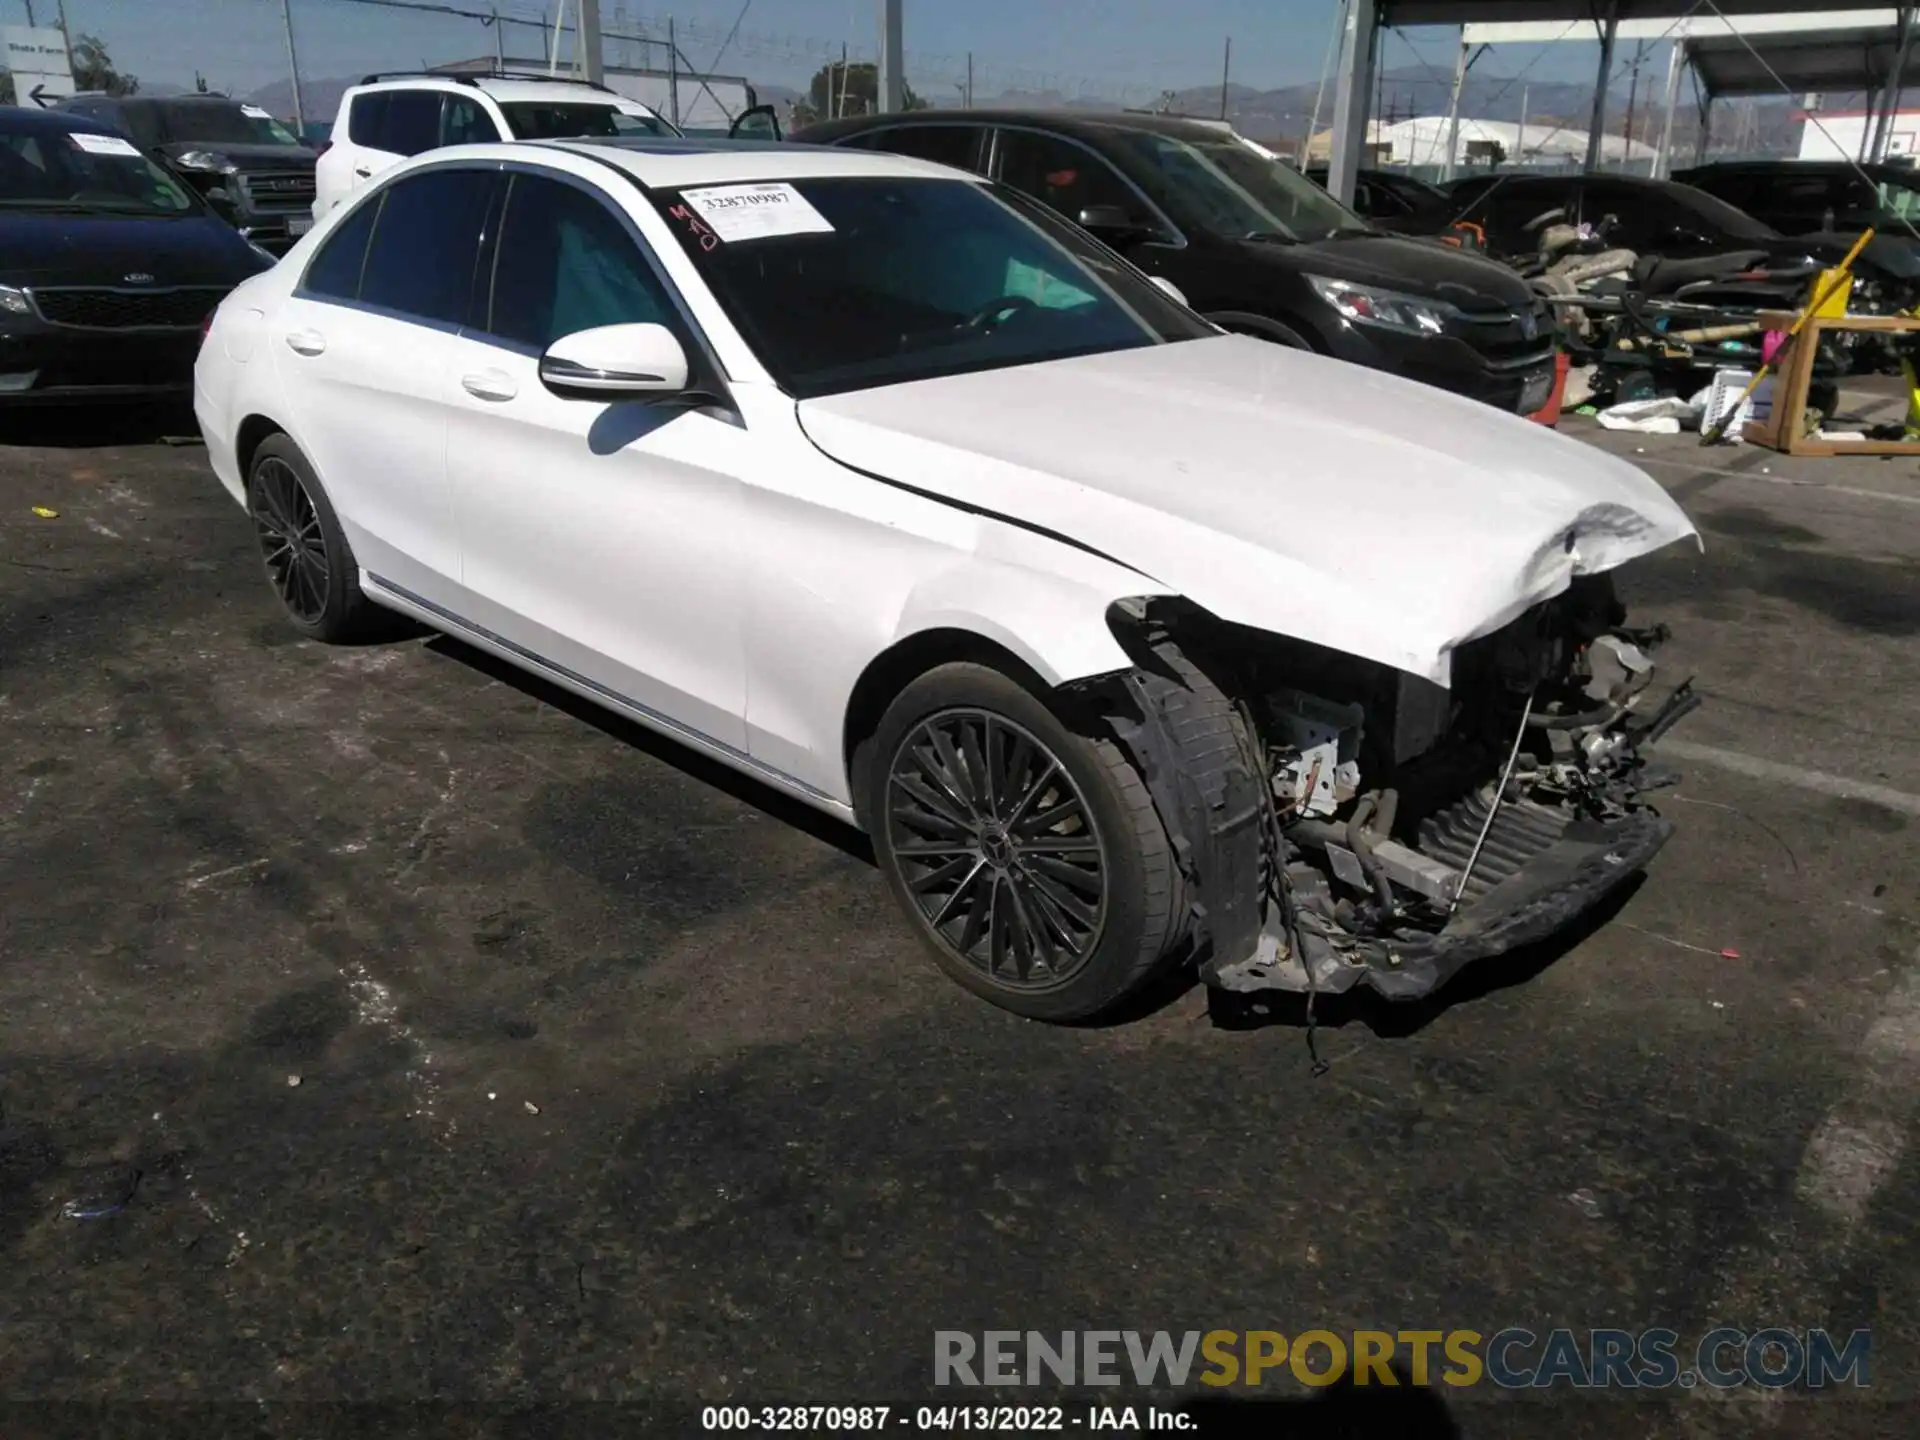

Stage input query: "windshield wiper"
[
  {"left": 1242, "top": 229, "right": 1298, "bottom": 244},
  {"left": 0, "top": 200, "right": 94, "bottom": 212}
]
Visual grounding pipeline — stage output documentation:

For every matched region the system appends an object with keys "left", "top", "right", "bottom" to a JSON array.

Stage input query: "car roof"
[
  {"left": 0, "top": 103, "right": 123, "bottom": 137},
  {"left": 352, "top": 74, "right": 655, "bottom": 110},
  {"left": 798, "top": 108, "right": 1247, "bottom": 147},
  {"left": 1680, "top": 158, "right": 1915, "bottom": 178},
  {"left": 449, "top": 136, "right": 978, "bottom": 188}
]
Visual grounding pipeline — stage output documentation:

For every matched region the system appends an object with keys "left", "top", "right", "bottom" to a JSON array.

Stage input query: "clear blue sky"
[{"left": 22, "top": 0, "right": 1606, "bottom": 105}]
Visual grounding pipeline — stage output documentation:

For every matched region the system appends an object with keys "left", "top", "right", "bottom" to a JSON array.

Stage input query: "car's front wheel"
[
  {"left": 868, "top": 663, "right": 1183, "bottom": 1022},
  {"left": 248, "top": 434, "right": 374, "bottom": 643}
]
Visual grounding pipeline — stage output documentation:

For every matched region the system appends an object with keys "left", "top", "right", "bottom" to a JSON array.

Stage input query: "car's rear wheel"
[
  {"left": 248, "top": 434, "right": 374, "bottom": 643},
  {"left": 868, "top": 663, "right": 1182, "bottom": 1022}
]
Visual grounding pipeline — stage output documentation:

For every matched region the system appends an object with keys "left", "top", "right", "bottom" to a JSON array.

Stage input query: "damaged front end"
[{"left": 1088, "top": 583, "right": 1699, "bottom": 1002}]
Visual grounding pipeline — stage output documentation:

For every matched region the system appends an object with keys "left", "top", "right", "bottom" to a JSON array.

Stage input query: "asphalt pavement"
[{"left": 1, "top": 396, "right": 1916, "bottom": 1439}]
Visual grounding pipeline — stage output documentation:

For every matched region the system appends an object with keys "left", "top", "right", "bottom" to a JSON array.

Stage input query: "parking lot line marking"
[
  {"left": 1796, "top": 954, "right": 1920, "bottom": 1229},
  {"left": 1631, "top": 453, "right": 1920, "bottom": 508},
  {"left": 181, "top": 856, "right": 271, "bottom": 891},
  {"left": 1656, "top": 739, "right": 1920, "bottom": 818}
]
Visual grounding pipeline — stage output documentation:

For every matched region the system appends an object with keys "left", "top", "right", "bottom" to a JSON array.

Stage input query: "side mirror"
[
  {"left": 728, "top": 104, "right": 782, "bottom": 142},
  {"left": 1148, "top": 275, "right": 1190, "bottom": 307},
  {"left": 1077, "top": 203, "right": 1145, "bottom": 237},
  {"left": 204, "top": 185, "right": 241, "bottom": 223},
  {"left": 539, "top": 323, "right": 689, "bottom": 399}
]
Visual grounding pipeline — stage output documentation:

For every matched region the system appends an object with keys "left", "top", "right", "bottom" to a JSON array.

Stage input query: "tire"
[
  {"left": 867, "top": 662, "right": 1182, "bottom": 1022},
  {"left": 247, "top": 433, "right": 375, "bottom": 643}
]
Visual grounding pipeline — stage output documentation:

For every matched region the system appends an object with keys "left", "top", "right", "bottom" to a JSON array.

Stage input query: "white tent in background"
[{"left": 1371, "top": 115, "right": 1657, "bottom": 169}]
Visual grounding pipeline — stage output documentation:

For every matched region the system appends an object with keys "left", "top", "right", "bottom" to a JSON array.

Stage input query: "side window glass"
[
  {"left": 994, "top": 130, "right": 1144, "bottom": 225},
  {"left": 303, "top": 194, "right": 383, "bottom": 300},
  {"left": 359, "top": 169, "right": 495, "bottom": 324},
  {"left": 442, "top": 95, "right": 496, "bottom": 146},
  {"left": 347, "top": 91, "right": 390, "bottom": 149},
  {"left": 869, "top": 125, "right": 982, "bottom": 172},
  {"left": 483, "top": 173, "right": 677, "bottom": 350},
  {"left": 382, "top": 91, "right": 443, "bottom": 157}
]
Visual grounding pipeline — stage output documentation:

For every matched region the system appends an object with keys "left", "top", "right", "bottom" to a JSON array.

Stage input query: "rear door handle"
[
  {"left": 284, "top": 328, "right": 326, "bottom": 356},
  {"left": 461, "top": 369, "right": 517, "bottom": 402},
  {"left": 354, "top": 167, "right": 371, "bottom": 178}
]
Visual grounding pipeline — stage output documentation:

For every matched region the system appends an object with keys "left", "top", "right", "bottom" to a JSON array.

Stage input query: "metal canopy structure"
[
  {"left": 1328, "top": 1, "right": 1919, "bottom": 203},
  {"left": 1685, "top": 23, "right": 1907, "bottom": 96}
]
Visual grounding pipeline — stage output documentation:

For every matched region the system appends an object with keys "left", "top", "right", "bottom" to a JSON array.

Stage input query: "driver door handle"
[
  {"left": 284, "top": 328, "right": 326, "bottom": 357},
  {"left": 461, "top": 369, "right": 518, "bottom": 403},
  {"left": 354, "top": 167, "right": 371, "bottom": 178}
]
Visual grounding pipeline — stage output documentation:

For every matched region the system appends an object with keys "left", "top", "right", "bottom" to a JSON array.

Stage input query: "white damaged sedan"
[{"left": 195, "top": 139, "right": 1700, "bottom": 1021}]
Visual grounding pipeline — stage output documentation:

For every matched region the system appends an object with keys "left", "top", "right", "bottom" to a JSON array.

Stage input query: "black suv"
[
  {"left": 58, "top": 93, "right": 317, "bottom": 253},
  {"left": 796, "top": 110, "right": 1556, "bottom": 414},
  {"left": 1675, "top": 159, "right": 1920, "bottom": 239}
]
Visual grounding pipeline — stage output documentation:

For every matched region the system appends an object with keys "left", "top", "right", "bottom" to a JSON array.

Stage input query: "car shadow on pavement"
[
  {"left": 422, "top": 633, "right": 875, "bottom": 865},
  {"left": 0, "top": 401, "right": 201, "bottom": 449},
  {"left": 1204, "top": 876, "right": 1645, "bottom": 1040}
]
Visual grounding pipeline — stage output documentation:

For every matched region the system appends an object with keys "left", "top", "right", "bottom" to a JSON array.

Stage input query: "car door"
[
  {"left": 269, "top": 165, "right": 494, "bottom": 604},
  {"left": 440, "top": 167, "right": 748, "bottom": 753}
]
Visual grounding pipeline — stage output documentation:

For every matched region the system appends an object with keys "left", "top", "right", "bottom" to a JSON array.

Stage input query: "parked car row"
[{"left": 796, "top": 111, "right": 1559, "bottom": 415}]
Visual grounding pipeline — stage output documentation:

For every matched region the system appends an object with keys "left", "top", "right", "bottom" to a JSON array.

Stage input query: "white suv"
[{"left": 313, "top": 73, "right": 678, "bottom": 219}]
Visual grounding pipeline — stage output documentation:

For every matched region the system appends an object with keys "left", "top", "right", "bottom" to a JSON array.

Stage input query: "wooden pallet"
[{"left": 1742, "top": 311, "right": 1920, "bottom": 457}]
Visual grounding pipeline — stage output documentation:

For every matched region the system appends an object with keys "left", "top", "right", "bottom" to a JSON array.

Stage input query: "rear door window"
[
  {"left": 357, "top": 168, "right": 496, "bottom": 324},
  {"left": 441, "top": 94, "right": 499, "bottom": 146},
  {"left": 303, "top": 195, "right": 383, "bottom": 300},
  {"left": 858, "top": 124, "right": 987, "bottom": 172}
]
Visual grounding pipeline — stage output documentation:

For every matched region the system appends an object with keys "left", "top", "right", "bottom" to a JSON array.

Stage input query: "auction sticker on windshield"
[
  {"left": 70, "top": 132, "right": 142, "bottom": 157},
  {"left": 678, "top": 182, "right": 833, "bottom": 243},
  {"left": 243, "top": 104, "right": 274, "bottom": 119}
]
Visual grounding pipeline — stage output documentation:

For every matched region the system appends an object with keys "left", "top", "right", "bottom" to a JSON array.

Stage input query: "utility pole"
[
  {"left": 1219, "top": 36, "right": 1231, "bottom": 121},
  {"left": 1654, "top": 39, "right": 1685, "bottom": 180},
  {"left": 1583, "top": 0, "right": 1620, "bottom": 173},
  {"left": 578, "top": 0, "right": 604, "bottom": 83},
  {"left": 966, "top": 51, "right": 973, "bottom": 108},
  {"left": 491, "top": 4, "right": 505, "bottom": 75},
  {"left": 877, "top": 0, "right": 903, "bottom": 113},
  {"left": 1517, "top": 83, "right": 1529, "bottom": 165},
  {"left": 54, "top": 0, "right": 74, "bottom": 85},
  {"left": 1441, "top": 38, "right": 1469, "bottom": 180},
  {"left": 667, "top": 17, "right": 680, "bottom": 126},
  {"left": 279, "top": 0, "right": 306, "bottom": 130},
  {"left": 1622, "top": 39, "right": 1645, "bottom": 162}
]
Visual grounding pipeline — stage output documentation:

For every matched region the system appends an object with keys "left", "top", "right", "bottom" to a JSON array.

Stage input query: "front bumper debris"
[{"left": 1210, "top": 805, "right": 1672, "bottom": 1001}]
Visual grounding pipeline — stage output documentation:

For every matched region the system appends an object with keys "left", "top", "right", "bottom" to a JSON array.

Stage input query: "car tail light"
[{"left": 200, "top": 310, "right": 215, "bottom": 347}]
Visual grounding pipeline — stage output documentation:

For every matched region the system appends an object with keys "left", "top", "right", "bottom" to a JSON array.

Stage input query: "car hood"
[
  {"left": 797, "top": 334, "right": 1699, "bottom": 685},
  {"left": 1280, "top": 231, "right": 1535, "bottom": 311},
  {"left": 156, "top": 140, "right": 317, "bottom": 170},
  {"left": 0, "top": 210, "right": 264, "bottom": 286}
]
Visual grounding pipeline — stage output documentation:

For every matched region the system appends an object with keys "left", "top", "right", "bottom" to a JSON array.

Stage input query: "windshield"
[
  {"left": 161, "top": 102, "right": 304, "bottom": 148},
  {"left": 1671, "top": 183, "right": 1780, "bottom": 241},
  {"left": 0, "top": 127, "right": 198, "bottom": 215},
  {"left": 498, "top": 102, "right": 669, "bottom": 140},
  {"left": 652, "top": 175, "right": 1211, "bottom": 398},
  {"left": 1117, "top": 131, "right": 1364, "bottom": 242}
]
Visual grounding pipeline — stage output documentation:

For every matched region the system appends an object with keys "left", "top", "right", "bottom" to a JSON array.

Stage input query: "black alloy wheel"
[
  {"left": 246, "top": 433, "right": 375, "bottom": 643},
  {"left": 867, "top": 662, "right": 1183, "bottom": 1022},
  {"left": 251, "top": 455, "right": 330, "bottom": 626},
  {"left": 887, "top": 708, "right": 1109, "bottom": 989}
]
